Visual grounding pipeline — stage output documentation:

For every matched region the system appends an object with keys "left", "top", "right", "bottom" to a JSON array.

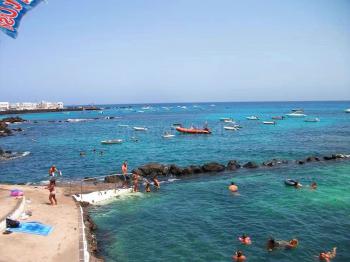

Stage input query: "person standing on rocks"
[
  {"left": 121, "top": 161, "right": 128, "bottom": 188},
  {"left": 132, "top": 172, "right": 139, "bottom": 192}
]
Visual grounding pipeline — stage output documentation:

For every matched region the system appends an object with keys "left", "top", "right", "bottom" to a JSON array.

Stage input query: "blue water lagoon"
[{"left": 1, "top": 101, "right": 350, "bottom": 261}]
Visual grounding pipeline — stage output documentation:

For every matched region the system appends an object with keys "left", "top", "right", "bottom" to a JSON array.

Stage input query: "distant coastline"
[{"left": 0, "top": 106, "right": 101, "bottom": 115}]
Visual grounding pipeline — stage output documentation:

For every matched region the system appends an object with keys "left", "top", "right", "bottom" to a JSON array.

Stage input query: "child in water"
[{"left": 239, "top": 234, "right": 252, "bottom": 245}]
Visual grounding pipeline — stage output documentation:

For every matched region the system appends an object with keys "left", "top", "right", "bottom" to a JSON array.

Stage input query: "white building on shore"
[
  {"left": 0, "top": 101, "right": 64, "bottom": 111},
  {"left": 0, "top": 102, "right": 10, "bottom": 111}
]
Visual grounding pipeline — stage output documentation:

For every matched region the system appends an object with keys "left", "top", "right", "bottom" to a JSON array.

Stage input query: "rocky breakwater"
[
  {"left": 102, "top": 153, "right": 350, "bottom": 182},
  {"left": 0, "top": 116, "right": 26, "bottom": 137}
]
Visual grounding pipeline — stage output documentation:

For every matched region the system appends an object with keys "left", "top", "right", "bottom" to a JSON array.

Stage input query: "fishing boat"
[
  {"left": 304, "top": 117, "right": 320, "bottom": 122},
  {"left": 176, "top": 126, "right": 211, "bottom": 134},
  {"left": 133, "top": 127, "right": 148, "bottom": 131},
  {"left": 101, "top": 139, "right": 123, "bottom": 145},
  {"left": 263, "top": 121, "right": 276, "bottom": 125},
  {"left": 345, "top": 109, "right": 350, "bottom": 113},
  {"left": 224, "top": 126, "right": 238, "bottom": 131},
  {"left": 286, "top": 112, "right": 307, "bottom": 117},
  {"left": 246, "top": 116, "right": 259, "bottom": 120}
]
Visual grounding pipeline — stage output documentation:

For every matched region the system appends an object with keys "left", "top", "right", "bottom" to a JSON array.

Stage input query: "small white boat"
[
  {"left": 224, "top": 126, "right": 238, "bottom": 131},
  {"left": 304, "top": 117, "right": 320, "bottom": 122},
  {"left": 133, "top": 127, "right": 148, "bottom": 131},
  {"left": 224, "top": 119, "right": 236, "bottom": 124},
  {"left": 246, "top": 116, "right": 259, "bottom": 120},
  {"left": 263, "top": 121, "right": 276, "bottom": 125},
  {"left": 137, "top": 110, "right": 145, "bottom": 113},
  {"left": 345, "top": 109, "right": 350, "bottom": 113},
  {"left": 141, "top": 106, "right": 151, "bottom": 110},
  {"left": 162, "top": 132, "right": 175, "bottom": 138},
  {"left": 118, "top": 124, "right": 129, "bottom": 127},
  {"left": 286, "top": 113, "right": 307, "bottom": 118},
  {"left": 220, "top": 117, "right": 232, "bottom": 122},
  {"left": 101, "top": 139, "right": 123, "bottom": 145}
]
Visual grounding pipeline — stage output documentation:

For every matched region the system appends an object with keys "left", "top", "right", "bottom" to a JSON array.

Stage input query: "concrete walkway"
[{"left": 0, "top": 185, "right": 80, "bottom": 262}]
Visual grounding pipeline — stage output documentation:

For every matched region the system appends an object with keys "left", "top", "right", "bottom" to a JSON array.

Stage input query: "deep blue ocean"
[{"left": 1, "top": 101, "right": 350, "bottom": 261}]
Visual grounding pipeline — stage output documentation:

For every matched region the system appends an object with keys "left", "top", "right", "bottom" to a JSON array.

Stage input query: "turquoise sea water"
[{"left": 1, "top": 101, "right": 350, "bottom": 261}]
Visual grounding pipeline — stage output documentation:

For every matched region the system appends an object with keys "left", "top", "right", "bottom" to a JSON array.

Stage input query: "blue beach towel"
[{"left": 8, "top": 222, "right": 53, "bottom": 236}]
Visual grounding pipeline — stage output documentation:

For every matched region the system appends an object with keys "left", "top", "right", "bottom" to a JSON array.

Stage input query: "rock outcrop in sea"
[
  {"left": 0, "top": 116, "right": 26, "bottom": 137},
  {"left": 102, "top": 153, "right": 350, "bottom": 183}
]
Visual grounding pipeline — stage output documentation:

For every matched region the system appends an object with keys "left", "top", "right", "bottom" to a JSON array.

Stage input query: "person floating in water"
[
  {"left": 232, "top": 250, "right": 246, "bottom": 262},
  {"left": 46, "top": 179, "right": 57, "bottom": 205},
  {"left": 238, "top": 234, "right": 251, "bottom": 245},
  {"left": 121, "top": 160, "right": 128, "bottom": 188},
  {"left": 229, "top": 182, "right": 238, "bottom": 192},
  {"left": 294, "top": 181, "right": 302, "bottom": 189},
  {"left": 286, "top": 239, "right": 299, "bottom": 249},
  {"left": 153, "top": 177, "right": 160, "bottom": 189},
  {"left": 310, "top": 182, "right": 317, "bottom": 190},
  {"left": 132, "top": 172, "right": 139, "bottom": 192},
  {"left": 318, "top": 247, "right": 337, "bottom": 261},
  {"left": 48, "top": 165, "right": 61, "bottom": 177},
  {"left": 267, "top": 237, "right": 278, "bottom": 251},
  {"left": 145, "top": 181, "right": 151, "bottom": 193}
]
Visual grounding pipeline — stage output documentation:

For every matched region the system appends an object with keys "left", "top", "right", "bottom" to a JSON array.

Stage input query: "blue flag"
[{"left": 0, "top": 0, "right": 43, "bottom": 38}]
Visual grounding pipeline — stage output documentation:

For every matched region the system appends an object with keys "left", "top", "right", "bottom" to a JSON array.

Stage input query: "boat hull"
[{"left": 176, "top": 127, "right": 211, "bottom": 134}]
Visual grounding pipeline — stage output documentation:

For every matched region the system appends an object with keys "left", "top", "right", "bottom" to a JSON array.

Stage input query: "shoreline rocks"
[{"left": 0, "top": 116, "right": 26, "bottom": 138}]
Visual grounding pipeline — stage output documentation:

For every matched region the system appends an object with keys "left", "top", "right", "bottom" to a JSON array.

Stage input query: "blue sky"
[{"left": 0, "top": 0, "right": 349, "bottom": 104}]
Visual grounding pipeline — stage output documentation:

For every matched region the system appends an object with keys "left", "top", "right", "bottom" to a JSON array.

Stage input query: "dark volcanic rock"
[
  {"left": 297, "top": 160, "right": 305, "bottom": 165},
  {"left": 305, "top": 156, "right": 320, "bottom": 162},
  {"left": 243, "top": 161, "right": 259, "bottom": 168},
  {"left": 169, "top": 164, "right": 184, "bottom": 176},
  {"left": 137, "top": 163, "right": 167, "bottom": 177},
  {"left": 189, "top": 165, "right": 203, "bottom": 174},
  {"left": 262, "top": 159, "right": 281, "bottom": 167},
  {"left": 201, "top": 162, "right": 225, "bottom": 173},
  {"left": 104, "top": 175, "right": 125, "bottom": 183},
  {"left": 1, "top": 116, "right": 26, "bottom": 123},
  {"left": 226, "top": 160, "right": 241, "bottom": 170},
  {"left": 182, "top": 167, "right": 194, "bottom": 175},
  {"left": 323, "top": 155, "right": 336, "bottom": 161}
]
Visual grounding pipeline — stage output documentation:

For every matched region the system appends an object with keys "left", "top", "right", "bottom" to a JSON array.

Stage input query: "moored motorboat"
[
  {"left": 176, "top": 126, "right": 211, "bottom": 134},
  {"left": 101, "top": 139, "right": 123, "bottom": 145},
  {"left": 133, "top": 127, "right": 148, "bottom": 131},
  {"left": 263, "top": 121, "right": 276, "bottom": 125},
  {"left": 304, "top": 117, "right": 320, "bottom": 122},
  {"left": 224, "top": 119, "right": 236, "bottom": 124},
  {"left": 286, "top": 113, "right": 307, "bottom": 117},
  {"left": 224, "top": 126, "right": 238, "bottom": 131},
  {"left": 284, "top": 179, "right": 300, "bottom": 186},
  {"left": 220, "top": 117, "right": 232, "bottom": 122},
  {"left": 162, "top": 132, "right": 175, "bottom": 138},
  {"left": 345, "top": 108, "right": 350, "bottom": 113},
  {"left": 246, "top": 116, "right": 259, "bottom": 120}
]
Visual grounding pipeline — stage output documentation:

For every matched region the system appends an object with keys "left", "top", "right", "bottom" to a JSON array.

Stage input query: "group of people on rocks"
[
  {"left": 121, "top": 160, "right": 160, "bottom": 192},
  {"left": 229, "top": 182, "right": 336, "bottom": 261}
]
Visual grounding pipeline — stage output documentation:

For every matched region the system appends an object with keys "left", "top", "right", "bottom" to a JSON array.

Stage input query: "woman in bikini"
[{"left": 46, "top": 179, "right": 57, "bottom": 205}]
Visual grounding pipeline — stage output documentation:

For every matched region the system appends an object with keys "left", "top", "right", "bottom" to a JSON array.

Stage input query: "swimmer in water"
[
  {"left": 294, "top": 181, "right": 302, "bottom": 189},
  {"left": 239, "top": 234, "right": 252, "bottom": 245},
  {"left": 229, "top": 182, "right": 238, "bottom": 192},
  {"left": 310, "top": 182, "right": 317, "bottom": 190},
  {"left": 286, "top": 239, "right": 299, "bottom": 249},
  {"left": 153, "top": 177, "right": 160, "bottom": 189},
  {"left": 318, "top": 247, "right": 337, "bottom": 262},
  {"left": 267, "top": 237, "right": 278, "bottom": 251},
  {"left": 232, "top": 250, "right": 246, "bottom": 262},
  {"left": 80, "top": 151, "right": 86, "bottom": 156},
  {"left": 145, "top": 181, "right": 151, "bottom": 193}
]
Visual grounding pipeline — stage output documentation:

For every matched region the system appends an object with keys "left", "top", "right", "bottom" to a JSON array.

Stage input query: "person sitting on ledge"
[{"left": 132, "top": 172, "right": 139, "bottom": 192}]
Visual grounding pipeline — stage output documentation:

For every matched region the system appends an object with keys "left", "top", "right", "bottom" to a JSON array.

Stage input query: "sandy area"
[{"left": 0, "top": 184, "right": 80, "bottom": 262}]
